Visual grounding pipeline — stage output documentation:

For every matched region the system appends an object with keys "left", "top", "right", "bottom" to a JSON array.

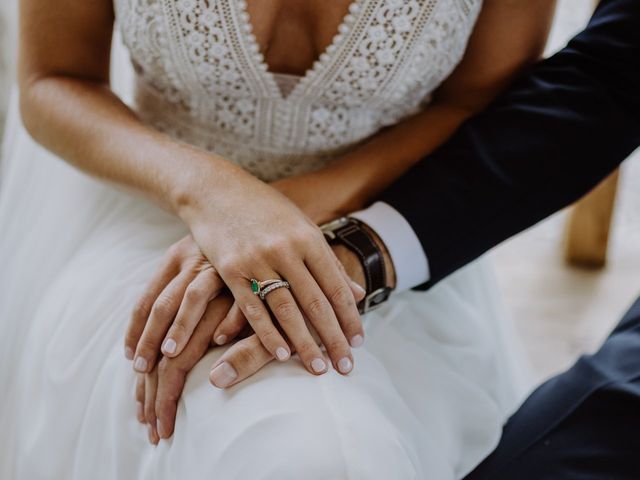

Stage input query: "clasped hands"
[{"left": 124, "top": 168, "right": 374, "bottom": 444}]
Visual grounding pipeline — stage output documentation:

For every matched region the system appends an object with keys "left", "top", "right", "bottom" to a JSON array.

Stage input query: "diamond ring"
[{"left": 250, "top": 278, "right": 291, "bottom": 300}]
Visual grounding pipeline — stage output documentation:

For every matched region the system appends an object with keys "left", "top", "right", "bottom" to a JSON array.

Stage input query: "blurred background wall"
[{"left": 0, "top": 0, "right": 638, "bottom": 385}]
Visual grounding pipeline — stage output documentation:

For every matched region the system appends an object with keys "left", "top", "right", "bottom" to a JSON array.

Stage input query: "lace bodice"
[{"left": 114, "top": 0, "right": 482, "bottom": 181}]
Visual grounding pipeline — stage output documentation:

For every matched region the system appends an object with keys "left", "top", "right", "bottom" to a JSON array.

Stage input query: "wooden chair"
[
  {"left": 564, "top": 0, "right": 619, "bottom": 269},
  {"left": 564, "top": 170, "right": 620, "bottom": 268}
]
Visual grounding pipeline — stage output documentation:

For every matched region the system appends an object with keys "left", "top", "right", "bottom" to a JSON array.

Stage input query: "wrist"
[
  {"left": 170, "top": 150, "right": 215, "bottom": 223},
  {"left": 324, "top": 148, "right": 391, "bottom": 209},
  {"left": 329, "top": 222, "right": 396, "bottom": 292},
  {"left": 171, "top": 150, "right": 251, "bottom": 226},
  {"left": 317, "top": 163, "right": 371, "bottom": 214}
]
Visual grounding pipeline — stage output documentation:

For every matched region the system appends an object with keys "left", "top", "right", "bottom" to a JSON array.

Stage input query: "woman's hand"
[
  {"left": 210, "top": 242, "right": 374, "bottom": 389},
  {"left": 178, "top": 165, "right": 364, "bottom": 377}
]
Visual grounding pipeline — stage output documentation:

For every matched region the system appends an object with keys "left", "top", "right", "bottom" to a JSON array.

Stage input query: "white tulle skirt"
[{"left": 0, "top": 86, "right": 531, "bottom": 479}]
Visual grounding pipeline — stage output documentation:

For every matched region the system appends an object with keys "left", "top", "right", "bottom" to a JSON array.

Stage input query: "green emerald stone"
[{"left": 251, "top": 279, "right": 260, "bottom": 294}]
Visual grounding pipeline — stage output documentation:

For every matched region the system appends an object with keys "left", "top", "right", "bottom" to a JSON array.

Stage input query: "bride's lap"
[{"left": 159, "top": 349, "right": 425, "bottom": 479}]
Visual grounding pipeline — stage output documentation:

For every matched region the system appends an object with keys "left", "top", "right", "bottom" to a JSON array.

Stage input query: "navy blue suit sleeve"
[{"left": 379, "top": 0, "right": 640, "bottom": 290}]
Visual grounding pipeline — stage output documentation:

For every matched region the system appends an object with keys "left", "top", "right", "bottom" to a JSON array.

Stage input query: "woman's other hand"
[{"left": 124, "top": 236, "right": 224, "bottom": 373}]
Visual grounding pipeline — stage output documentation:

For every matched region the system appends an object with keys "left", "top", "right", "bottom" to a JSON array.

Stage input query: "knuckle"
[
  {"left": 132, "top": 297, "right": 152, "bottom": 322},
  {"left": 272, "top": 300, "right": 298, "bottom": 321},
  {"left": 242, "top": 302, "right": 264, "bottom": 323},
  {"left": 288, "top": 233, "right": 311, "bottom": 251},
  {"left": 296, "top": 341, "right": 318, "bottom": 358},
  {"left": 232, "top": 343, "right": 259, "bottom": 367},
  {"left": 137, "top": 337, "right": 159, "bottom": 355},
  {"left": 169, "top": 320, "right": 188, "bottom": 339},
  {"left": 257, "top": 243, "right": 286, "bottom": 263},
  {"left": 258, "top": 329, "right": 278, "bottom": 348},
  {"left": 306, "top": 297, "right": 329, "bottom": 319},
  {"left": 150, "top": 295, "right": 174, "bottom": 319},
  {"left": 217, "top": 258, "right": 244, "bottom": 279},
  {"left": 329, "top": 285, "right": 355, "bottom": 309},
  {"left": 165, "top": 243, "right": 180, "bottom": 260},
  {"left": 170, "top": 237, "right": 190, "bottom": 257},
  {"left": 184, "top": 284, "right": 205, "bottom": 303},
  {"left": 256, "top": 241, "right": 275, "bottom": 257},
  {"left": 345, "top": 317, "right": 364, "bottom": 333},
  {"left": 325, "top": 339, "right": 348, "bottom": 354}
]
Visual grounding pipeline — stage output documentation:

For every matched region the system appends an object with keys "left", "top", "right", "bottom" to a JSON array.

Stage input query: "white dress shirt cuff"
[{"left": 351, "top": 202, "right": 430, "bottom": 292}]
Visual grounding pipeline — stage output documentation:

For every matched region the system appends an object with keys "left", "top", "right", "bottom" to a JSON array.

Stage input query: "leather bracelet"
[{"left": 320, "top": 217, "right": 392, "bottom": 313}]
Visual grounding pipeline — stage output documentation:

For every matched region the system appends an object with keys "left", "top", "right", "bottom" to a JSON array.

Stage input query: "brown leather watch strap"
[{"left": 322, "top": 217, "right": 392, "bottom": 313}]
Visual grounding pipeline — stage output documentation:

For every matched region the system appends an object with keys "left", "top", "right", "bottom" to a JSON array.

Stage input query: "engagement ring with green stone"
[{"left": 251, "top": 278, "right": 291, "bottom": 300}]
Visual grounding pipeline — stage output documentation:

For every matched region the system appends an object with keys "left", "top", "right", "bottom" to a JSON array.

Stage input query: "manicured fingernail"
[
  {"left": 275, "top": 347, "right": 290, "bottom": 361},
  {"left": 214, "top": 335, "right": 228, "bottom": 345},
  {"left": 162, "top": 338, "right": 177, "bottom": 355},
  {"left": 337, "top": 357, "right": 353, "bottom": 374},
  {"left": 134, "top": 356, "right": 148, "bottom": 372},
  {"left": 351, "top": 281, "right": 366, "bottom": 298},
  {"left": 350, "top": 334, "right": 364, "bottom": 348},
  {"left": 311, "top": 357, "right": 327, "bottom": 373},
  {"left": 136, "top": 402, "right": 144, "bottom": 423},
  {"left": 125, "top": 346, "right": 134, "bottom": 360},
  {"left": 209, "top": 362, "right": 237, "bottom": 388}
]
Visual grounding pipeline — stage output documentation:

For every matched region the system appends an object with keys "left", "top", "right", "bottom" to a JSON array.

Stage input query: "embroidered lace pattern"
[{"left": 114, "top": 0, "right": 482, "bottom": 181}]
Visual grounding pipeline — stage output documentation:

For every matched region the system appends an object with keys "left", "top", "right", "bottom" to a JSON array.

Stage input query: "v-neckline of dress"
[{"left": 235, "top": 0, "right": 365, "bottom": 100}]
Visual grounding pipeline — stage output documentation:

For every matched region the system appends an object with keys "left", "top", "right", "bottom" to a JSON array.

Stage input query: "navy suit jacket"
[{"left": 379, "top": 0, "right": 640, "bottom": 290}]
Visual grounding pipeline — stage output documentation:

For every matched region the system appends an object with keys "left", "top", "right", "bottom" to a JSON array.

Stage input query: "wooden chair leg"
[{"left": 565, "top": 169, "right": 620, "bottom": 268}]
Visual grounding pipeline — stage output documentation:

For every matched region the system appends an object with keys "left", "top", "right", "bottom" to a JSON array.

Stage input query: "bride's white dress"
[{"left": 0, "top": 0, "right": 531, "bottom": 478}]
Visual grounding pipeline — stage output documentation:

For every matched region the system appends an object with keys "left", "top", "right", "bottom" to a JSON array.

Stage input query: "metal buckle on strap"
[
  {"left": 320, "top": 217, "right": 349, "bottom": 241},
  {"left": 361, "top": 287, "right": 392, "bottom": 314}
]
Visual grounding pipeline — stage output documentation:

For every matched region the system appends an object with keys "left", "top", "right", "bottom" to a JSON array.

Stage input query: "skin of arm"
[
  {"left": 273, "top": 0, "right": 558, "bottom": 223},
  {"left": 18, "top": 0, "right": 247, "bottom": 214}
]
